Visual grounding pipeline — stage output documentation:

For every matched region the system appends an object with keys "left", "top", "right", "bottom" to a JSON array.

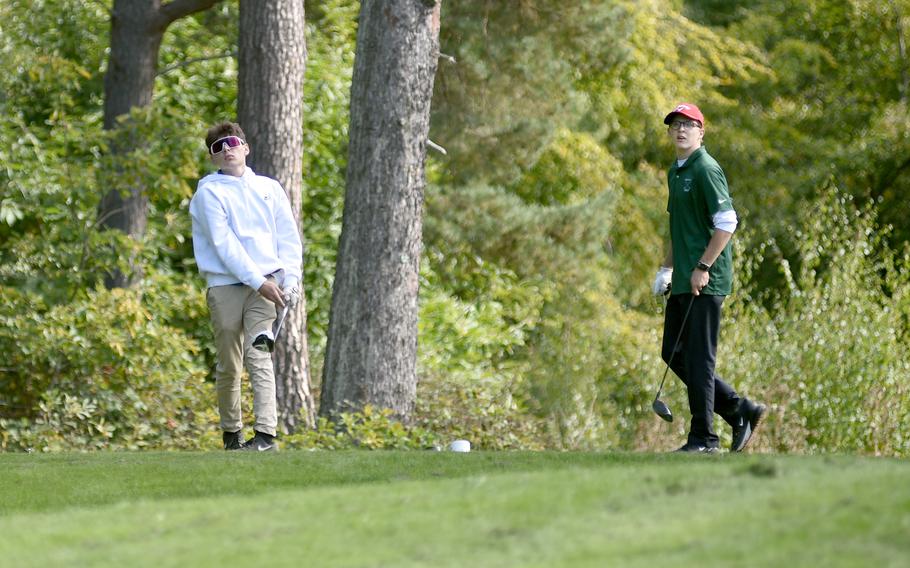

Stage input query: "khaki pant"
[{"left": 206, "top": 283, "right": 278, "bottom": 436}]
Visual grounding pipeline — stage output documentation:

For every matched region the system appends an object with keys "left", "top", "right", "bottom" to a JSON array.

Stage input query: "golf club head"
[
  {"left": 252, "top": 334, "right": 275, "bottom": 353},
  {"left": 251, "top": 304, "right": 291, "bottom": 353},
  {"left": 652, "top": 398, "right": 673, "bottom": 422}
]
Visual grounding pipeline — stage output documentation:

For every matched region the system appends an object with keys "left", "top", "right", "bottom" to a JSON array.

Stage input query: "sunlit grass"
[{"left": 1, "top": 451, "right": 907, "bottom": 567}]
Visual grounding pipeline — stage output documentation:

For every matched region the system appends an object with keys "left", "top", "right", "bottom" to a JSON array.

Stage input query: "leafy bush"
[
  {"left": 282, "top": 406, "right": 439, "bottom": 450},
  {"left": 414, "top": 264, "right": 549, "bottom": 450},
  {"left": 422, "top": 183, "right": 663, "bottom": 449},
  {"left": 0, "top": 286, "right": 213, "bottom": 451},
  {"left": 721, "top": 185, "right": 910, "bottom": 456},
  {"left": 511, "top": 129, "right": 625, "bottom": 207}
]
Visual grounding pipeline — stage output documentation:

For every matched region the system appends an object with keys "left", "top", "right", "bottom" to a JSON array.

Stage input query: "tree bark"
[
  {"left": 320, "top": 0, "right": 441, "bottom": 420},
  {"left": 238, "top": 0, "right": 313, "bottom": 431},
  {"left": 99, "top": 0, "right": 222, "bottom": 288},
  {"left": 890, "top": 0, "right": 910, "bottom": 102}
]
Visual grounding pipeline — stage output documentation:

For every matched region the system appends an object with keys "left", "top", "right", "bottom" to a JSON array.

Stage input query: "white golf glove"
[
  {"left": 651, "top": 267, "right": 673, "bottom": 296},
  {"left": 282, "top": 285, "right": 301, "bottom": 308}
]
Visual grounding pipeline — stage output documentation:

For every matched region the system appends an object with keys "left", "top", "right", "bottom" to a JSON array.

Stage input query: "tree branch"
[
  {"left": 158, "top": 51, "right": 237, "bottom": 76},
  {"left": 94, "top": 203, "right": 130, "bottom": 230},
  {"left": 158, "top": 0, "right": 224, "bottom": 29},
  {"left": 891, "top": 0, "right": 910, "bottom": 102},
  {"left": 427, "top": 139, "right": 447, "bottom": 154}
]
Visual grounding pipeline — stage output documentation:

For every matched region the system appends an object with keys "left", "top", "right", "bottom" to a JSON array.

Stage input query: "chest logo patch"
[{"left": 682, "top": 178, "right": 693, "bottom": 192}]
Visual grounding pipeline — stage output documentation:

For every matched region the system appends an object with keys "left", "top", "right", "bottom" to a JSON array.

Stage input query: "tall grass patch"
[{"left": 722, "top": 185, "right": 910, "bottom": 455}]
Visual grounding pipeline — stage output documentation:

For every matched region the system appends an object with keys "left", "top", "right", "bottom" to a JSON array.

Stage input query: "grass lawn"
[{"left": 0, "top": 450, "right": 907, "bottom": 567}]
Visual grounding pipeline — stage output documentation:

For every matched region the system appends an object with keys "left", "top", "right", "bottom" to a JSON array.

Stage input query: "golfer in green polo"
[{"left": 651, "top": 103, "right": 766, "bottom": 453}]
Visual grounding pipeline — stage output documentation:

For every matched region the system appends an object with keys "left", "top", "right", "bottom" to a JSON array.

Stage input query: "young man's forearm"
[{"left": 699, "top": 229, "right": 733, "bottom": 266}]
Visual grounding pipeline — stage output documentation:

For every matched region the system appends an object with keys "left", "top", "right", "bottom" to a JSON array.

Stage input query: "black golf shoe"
[
  {"left": 223, "top": 430, "right": 244, "bottom": 451},
  {"left": 242, "top": 431, "right": 278, "bottom": 452},
  {"left": 674, "top": 443, "right": 719, "bottom": 454},
  {"left": 731, "top": 400, "right": 767, "bottom": 452}
]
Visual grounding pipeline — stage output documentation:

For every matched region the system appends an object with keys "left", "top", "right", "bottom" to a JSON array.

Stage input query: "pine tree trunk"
[
  {"left": 238, "top": 0, "right": 314, "bottom": 431},
  {"left": 99, "top": 0, "right": 222, "bottom": 289},
  {"left": 320, "top": 0, "right": 441, "bottom": 420}
]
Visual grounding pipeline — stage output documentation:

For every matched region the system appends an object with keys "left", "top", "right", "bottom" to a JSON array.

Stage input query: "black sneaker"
[
  {"left": 674, "top": 443, "right": 719, "bottom": 454},
  {"left": 731, "top": 400, "right": 767, "bottom": 452},
  {"left": 241, "top": 431, "right": 278, "bottom": 452},
  {"left": 223, "top": 430, "right": 244, "bottom": 451}
]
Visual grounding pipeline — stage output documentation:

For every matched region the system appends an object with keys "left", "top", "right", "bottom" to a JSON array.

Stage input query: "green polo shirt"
[{"left": 667, "top": 146, "right": 734, "bottom": 296}]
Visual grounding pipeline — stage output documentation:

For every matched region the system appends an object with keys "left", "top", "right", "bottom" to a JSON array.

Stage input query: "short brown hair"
[{"left": 205, "top": 122, "right": 247, "bottom": 153}]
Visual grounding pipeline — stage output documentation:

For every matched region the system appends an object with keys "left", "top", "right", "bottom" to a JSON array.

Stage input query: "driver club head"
[{"left": 652, "top": 398, "right": 673, "bottom": 422}]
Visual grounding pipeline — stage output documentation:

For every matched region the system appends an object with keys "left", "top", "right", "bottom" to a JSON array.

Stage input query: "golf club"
[
  {"left": 652, "top": 294, "right": 696, "bottom": 422},
  {"left": 252, "top": 303, "right": 290, "bottom": 353}
]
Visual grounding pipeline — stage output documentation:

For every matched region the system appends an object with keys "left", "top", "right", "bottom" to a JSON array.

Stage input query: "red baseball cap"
[{"left": 663, "top": 103, "right": 705, "bottom": 126}]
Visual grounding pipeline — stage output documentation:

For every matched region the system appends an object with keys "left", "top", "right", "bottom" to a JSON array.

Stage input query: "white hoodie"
[{"left": 189, "top": 168, "right": 303, "bottom": 291}]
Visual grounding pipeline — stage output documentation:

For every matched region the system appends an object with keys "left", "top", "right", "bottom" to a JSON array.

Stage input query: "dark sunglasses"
[{"left": 209, "top": 135, "right": 245, "bottom": 155}]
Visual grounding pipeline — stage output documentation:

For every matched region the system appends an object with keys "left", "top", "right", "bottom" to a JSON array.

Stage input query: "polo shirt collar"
[{"left": 673, "top": 146, "right": 706, "bottom": 171}]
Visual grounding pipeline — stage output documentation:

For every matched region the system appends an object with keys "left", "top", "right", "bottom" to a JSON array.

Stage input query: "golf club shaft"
[
  {"left": 274, "top": 304, "right": 290, "bottom": 339},
  {"left": 654, "top": 294, "right": 696, "bottom": 401}
]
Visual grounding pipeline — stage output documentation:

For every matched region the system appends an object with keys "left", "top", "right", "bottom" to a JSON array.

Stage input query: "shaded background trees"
[
  {"left": 1, "top": 0, "right": 909, "bottom": 455},
  {"left": 98, "top": 0, "right": 224, "bottom": 289}
]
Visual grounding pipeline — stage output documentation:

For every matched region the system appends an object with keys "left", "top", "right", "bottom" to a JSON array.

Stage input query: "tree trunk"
[
  {"left": 238, "top": 0, "right": 314, "bottom": 431},
  {"left": 99, "top": 0, "right": 222, "bottom": 289},
  {"left": 320, "top": 0, "right": 441, "bottom": 420}
]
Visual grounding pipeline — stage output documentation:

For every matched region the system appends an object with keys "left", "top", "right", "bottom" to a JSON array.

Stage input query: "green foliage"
[
  {"left": 415, "top": 261, "right": 549, "bottom": 450},
  {"left": 837, "top": 100, "right": 910, "bottom": 243},
  {"left": 1, "top": 0, "right": 909, "bottom": 457},
  {"left": 0, "top": 0, "right": 108, "bottom": 125},
  {"left": 283, "top": 406, "right": 438, "bottom": 450},
  {"left": 0, "top": 105, "right": 209, "bottom": 299},
  {"left": 722, "top": 185, "right": 910, "bottom": 456},
  {"left": 610, "top": 164, "right": 670, "bottom": 308},
  {"left": 696, "top": 0, "right": 910, "bottom": 244},
  {"left": 0, "top": 286, "right": 213, "bottom": 451},
  {"left": 423, "top": 183, "right": 661, "bottom": 449},
  {"left": 425, "top": 184, "right": 617, "bottom": 282},
  {"left": 512, "top": 129, "right": 624, "bottom": 206},
  {"left": 157, "top": 3, "right": 239, "bottom": 120},
  {"left": 578, "top": 0, "right": 771, "bottom": 169},
  {"left": 432, "top": 1, "right": 628, "bottom": 185},
  {"left": 300, "top": 0, "right": 359, "bottom": 364}
]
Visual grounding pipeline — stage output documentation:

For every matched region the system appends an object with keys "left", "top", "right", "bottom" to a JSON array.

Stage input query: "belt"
[{"left": 230, "top": 271, "right": 281, "bottom": 287}]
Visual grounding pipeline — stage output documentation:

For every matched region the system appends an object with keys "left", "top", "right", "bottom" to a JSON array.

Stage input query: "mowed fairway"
[{"left": 0, "top": 451, "right": 907, "bottom": 567}]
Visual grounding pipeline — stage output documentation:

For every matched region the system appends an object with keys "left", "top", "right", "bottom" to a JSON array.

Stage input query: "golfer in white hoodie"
[{"left": 190, "top": 121, "right": 303, "bottom": 452}]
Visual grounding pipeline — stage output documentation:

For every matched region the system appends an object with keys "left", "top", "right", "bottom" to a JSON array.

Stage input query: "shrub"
[
  {"left": 0, "top": 285, "right": 213, "bottom": 451},
  {"left": 283, "top": 406, "right": 439, "bottom": 450},
  {"left": 422, "top": 182, "right": 670, "bottom": 450},
  {"left": 413, "top": 257, "right": 549, "bottom": 450},
  {"left": 721, "top": 185, "right": 910, "bottom": 456}
]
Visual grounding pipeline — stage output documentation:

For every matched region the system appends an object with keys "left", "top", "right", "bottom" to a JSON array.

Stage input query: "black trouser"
[{"left": 662, "top": 293, "right": 742, "bottom": 447}]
